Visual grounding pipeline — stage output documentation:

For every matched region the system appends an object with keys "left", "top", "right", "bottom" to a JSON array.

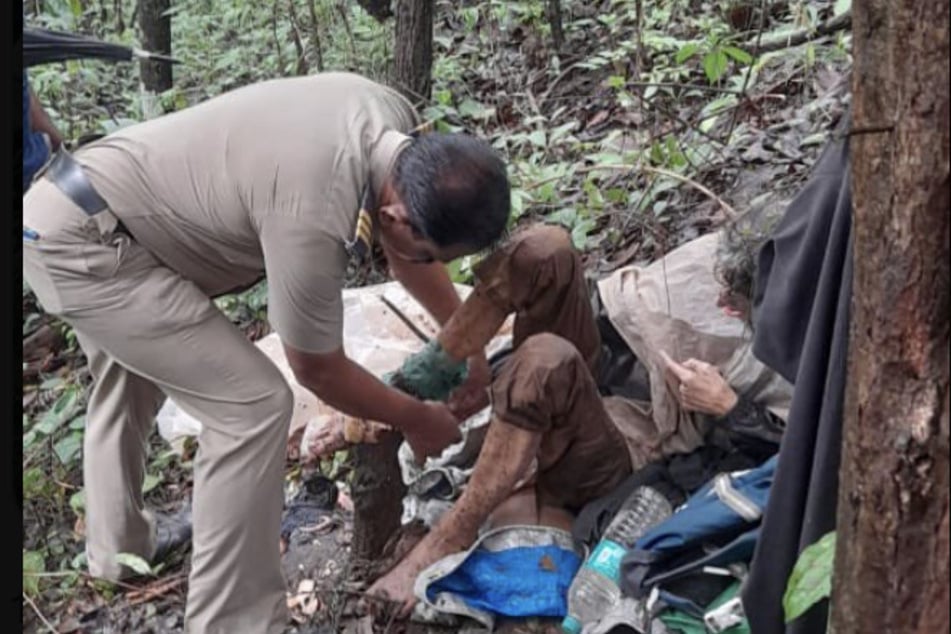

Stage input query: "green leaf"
[
  {"left": 36, "top": 388, "right": 81, "bottom": 436},
  {"left": 549, "top": 121, "right": 578, "bottom": 144},
  {"left": 703, "top": 50, "right": 729, "bottom": 83},
  {"left": 142, "top": 473, "right": 162, "bottom": 494},
  {"left": 115, "top": 553, "right": 154, "bottom": 577},
  {"left": 69, "top": 0, "right": 82, "bottom": 18},
  {"left": 606, "top": 74, "right": 626, "bottom": 89},
  {"left": 458, "top": 98, "right": 492, "bottom": 120},
  {"left": 510, "top": 189, "right": 527, "bottom": 219},
  {"left": 723, "top": 46, "right": 753, "bottom": 65},
  {"left": 547, "top": 207, "right": 579, "bottom": 229},
  {"left": 70, "top": 489, "right": 86, "bottom": 515},
  {"left": 675, "top": 43, "right": 700, "bottom": 64},
  {"left": 53, "top": 432, "right": 83, "bottom": 465},
  {"left": 833, "top": 0, "right": 851, "bottom": 16},
  {"left": 527, "top": 130, "right": 547, "bottom": 148},
  {"left": 23, "top": 468, "right": 48, "bottom": 498},
  {"left": 23, "top": 428, "right": 38, "bottom": 451},
  {"left": 23, "top": 550, "right": 45, "bottom": 596},
  {"left": 784, "top": 531, "right": 836, "bottom": 623},
  {"left": 570, "top": 219, "right": 596, "bottom": 250}
]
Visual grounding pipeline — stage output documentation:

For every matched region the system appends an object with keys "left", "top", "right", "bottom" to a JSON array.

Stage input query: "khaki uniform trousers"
[{"left": 23, "top": 179, "right": 290, "bottom": 634}]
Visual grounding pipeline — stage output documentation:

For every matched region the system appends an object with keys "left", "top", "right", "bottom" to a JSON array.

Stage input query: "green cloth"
[
  {"left": 385, "top": 340, "right": 467, "bottom": 401},
  {"left": 658, "top": 581, "right": 750, "bottom": 634}
]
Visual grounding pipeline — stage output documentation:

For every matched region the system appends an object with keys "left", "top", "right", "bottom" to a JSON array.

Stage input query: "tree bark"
[
  {"left": 547, "top": 0, "right": 564, "bottom": 52},
  {"left": 307, "top": 0, "right": 325, "bottom": 71},
  {"left": 832, "top": 0, "right": 950, "bottom": 632},
  {"left": 350, "top": 430, "right": 407, "bottom": 566},
  {"left": 138, "top": 0, "right": 172, "bottom": 92},
  {"left": 392, "top": 0, "right": 433, "bottom": 103}
]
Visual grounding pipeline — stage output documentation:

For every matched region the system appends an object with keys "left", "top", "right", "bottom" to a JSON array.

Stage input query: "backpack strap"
[{"left": 712, "top": 474, "right": 762, "bottom": 522}]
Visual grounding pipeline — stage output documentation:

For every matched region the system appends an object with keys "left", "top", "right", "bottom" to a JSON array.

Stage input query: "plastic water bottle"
[{"left": 562, "top": 486, "right": 673, "bottom": 634}]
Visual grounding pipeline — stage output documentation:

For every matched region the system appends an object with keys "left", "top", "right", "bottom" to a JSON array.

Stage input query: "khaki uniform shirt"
[{"left": 76, "top": 72, "right": 419, "bottom": 353}]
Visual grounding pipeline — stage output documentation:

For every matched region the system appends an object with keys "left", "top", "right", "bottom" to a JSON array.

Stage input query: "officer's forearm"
[
  {"left": 287, "top": 346, "right": 428, "bottom": 434},
  {"left": 388, "top": 257, "right": 461, "bottom": 326}
]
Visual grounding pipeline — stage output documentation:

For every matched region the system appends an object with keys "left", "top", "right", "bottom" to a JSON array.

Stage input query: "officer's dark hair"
[{"left": 391, "top": 132, "right": 511, "bottom": 251}]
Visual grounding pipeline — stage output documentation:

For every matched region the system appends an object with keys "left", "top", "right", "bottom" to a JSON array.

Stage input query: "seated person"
[{"left": 360, "top": 208, "right": 791, "bottom": 615}]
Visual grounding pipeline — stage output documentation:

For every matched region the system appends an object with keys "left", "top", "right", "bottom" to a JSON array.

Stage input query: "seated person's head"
[
  {"left": 380, "top": 133, "right": 511, "bottom": 264},
  {"left": 714, "top": 200, "right": 785, "bottom": 323}
]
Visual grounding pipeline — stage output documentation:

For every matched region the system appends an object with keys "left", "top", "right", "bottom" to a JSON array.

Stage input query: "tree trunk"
[
  {"left": 355, "top": 0, "right": 392, "bottom": 22},
  {"left": 350, "top": 430, "right": 407, "bottom": 566},
  {"left": 115, "top": 0, "right": 125, "bottom": 33},
  {"left": 831, "top": 0, "right": 950, "bottom": 632},
  {"left": 307, "top": 0, "right": 325, "bottom": 71},
  {"left": 138, "top": 0, "right": 172, "bottom": 92},
  {"left": 392, "top": 0, "right": 433, "bottom": 103},
  {"left": 547, "top": 0, "right": 564, "bottom": 52}
]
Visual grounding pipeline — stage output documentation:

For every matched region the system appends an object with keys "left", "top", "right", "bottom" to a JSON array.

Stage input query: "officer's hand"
[{"left": 404, "top": 401, "right": 462, "bottom": 465}]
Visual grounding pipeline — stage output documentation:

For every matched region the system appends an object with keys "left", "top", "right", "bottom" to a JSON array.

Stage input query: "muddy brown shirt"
[{"left": 76, "top": 72, "right": 419, "bottom": 353}]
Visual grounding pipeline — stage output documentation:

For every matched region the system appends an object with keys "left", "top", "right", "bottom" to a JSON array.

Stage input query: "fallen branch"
[
  {"left": 748, "top": 10, "right": 851, "bottom": 53},
  {"left": 125, "top": 573, "right": 188, "bottom": 606},
  {"left": 580, "top": 164, "right": 738, "bottom": 218},
  {"left": 23, "top": 593, "right": 58, "bottom": 633}
]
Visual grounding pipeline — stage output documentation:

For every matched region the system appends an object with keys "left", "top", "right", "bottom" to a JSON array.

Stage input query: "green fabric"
[
  {"left": 658, "top": 581, "right": 750, "bottom": 634},
  {"left": 384, "top": 340, "right": 468, "bottom": 401}
]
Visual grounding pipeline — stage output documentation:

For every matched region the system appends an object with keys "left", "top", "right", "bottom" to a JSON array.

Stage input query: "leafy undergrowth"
[{"left": 23, "top": 0, "right": 851, "bottom": 631}]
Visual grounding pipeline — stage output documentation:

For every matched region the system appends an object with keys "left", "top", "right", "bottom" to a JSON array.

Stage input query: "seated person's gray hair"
[{"left": 714, "top": 199, "right": 787, "bottom": 305}]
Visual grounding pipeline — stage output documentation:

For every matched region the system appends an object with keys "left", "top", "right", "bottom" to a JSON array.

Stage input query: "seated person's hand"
[
  {"left": 448, "top": 353, "right": 491, "bottom": 420},
  {"left": 404, "top": 401, "right": 462, "bottom": 464},
  {"left": 660, "top": 351, "right": 738, "bottom": 417}
]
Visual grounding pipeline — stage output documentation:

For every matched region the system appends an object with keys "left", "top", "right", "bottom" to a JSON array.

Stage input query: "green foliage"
[
  {"left": 23, "top": 550, "right": 46, "bottom": 597},
  {"left": 784, "top": 531, "right": 836, "bottom": 623}
]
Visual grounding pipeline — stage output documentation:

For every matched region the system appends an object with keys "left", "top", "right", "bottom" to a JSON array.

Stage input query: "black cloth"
[{"left": 741, "top": 121, "right": 853, "bottom": 633}]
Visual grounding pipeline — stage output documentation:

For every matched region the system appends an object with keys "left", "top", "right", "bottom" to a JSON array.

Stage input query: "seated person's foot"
[{"left": 149, "top": 503, "right": 192, "bottom": 568}]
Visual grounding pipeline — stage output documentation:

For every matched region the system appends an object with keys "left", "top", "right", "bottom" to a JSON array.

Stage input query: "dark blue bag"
[{"left": 619, "top": 456, "right": 777, "bottom": 630}]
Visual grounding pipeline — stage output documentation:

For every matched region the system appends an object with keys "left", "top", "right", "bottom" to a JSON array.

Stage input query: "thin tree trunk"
[
  {"left": 115, "top": 0, "right": 124, "bottom": 33},
  {"left": 831, "top": 0, "right": 950, "bottom": 632},
  {"left": 350, "top": 430, "right": 407, "bottom": 565},
  {"left": 392, "top": 0, "right": 433, "bottom": 103},
  {"left": 547, "top": 0, "right": 564, "bottom": 52},
  {"left": 307, "top": 0, "right": 324, "bottom": 71},
  {"left": 271, "top": 0, "right": 286, "bottom": 75},
  {"left": 287, "top": 0, "right": 309, "bottom": 75},
  {"left": 138, "top": 0, "right": 172, "bottom": 92}
]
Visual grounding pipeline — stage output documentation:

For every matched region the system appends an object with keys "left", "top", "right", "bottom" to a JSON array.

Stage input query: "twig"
[
  {"left": 379, "top": 296, "right": 431, "bottom": 344},
  {"left": 125, "top": 573, "right": 188, "bottom": 606},
  {"left": 725, "top": 0, "right": 769, "bottom": 142},
  {"left": 627, "top": 81, "right": 742, "bottom": 95},
  {"left": 271, "top": 0, "right": 286, "bottom": 75},
  {"left": 634, "top": 0, "right": 644, "bottom": 71},
  {"left": 23, "top": 592, "right": 58, "bottom": 633},
  {"left": 746, "top": 9, "right": 851, "bottom": 53},
  {"left": 580, "top": 164, "right": 737, "bottom": 218},
  {"left": 307, "top": 0, "right": 325, "bottom": 71},
  {"left": 630, "top": 88, "right": 732, "bottom": 164},
  {"left": 539, "top": 62, "right": 584, "bottom": 107}
]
